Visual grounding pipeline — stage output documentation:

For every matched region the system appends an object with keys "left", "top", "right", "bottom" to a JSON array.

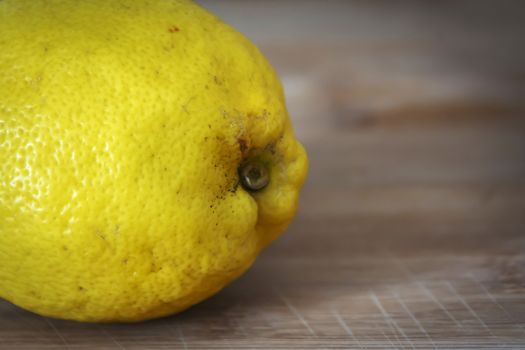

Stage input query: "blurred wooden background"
[{"left": 1, "top": 1, "right": 525, "bottom": 349}]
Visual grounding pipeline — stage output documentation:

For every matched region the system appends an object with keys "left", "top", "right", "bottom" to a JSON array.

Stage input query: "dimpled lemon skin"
[{"left": 0, "top": 0, "right": 307, "bottom": 322}]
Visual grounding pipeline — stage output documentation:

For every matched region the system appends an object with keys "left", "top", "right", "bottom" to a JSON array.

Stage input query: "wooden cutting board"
[{"left": 1, "top": 1, "right": 524, "bottom": 348}]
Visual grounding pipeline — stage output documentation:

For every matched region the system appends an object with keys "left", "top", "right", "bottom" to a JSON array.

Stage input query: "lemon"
[{"left": 0, "top": 0, "right": 307, "bottom": 322}]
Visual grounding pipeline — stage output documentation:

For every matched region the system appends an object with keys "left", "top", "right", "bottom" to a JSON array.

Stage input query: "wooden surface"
[{"left": 2, "top": 1, "right": 525, "bottom": 349}]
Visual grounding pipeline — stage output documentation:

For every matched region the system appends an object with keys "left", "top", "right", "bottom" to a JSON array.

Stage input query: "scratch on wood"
[
  {"left": 277, "top": 291, "right": 317, "bottom": 338},
  {"left": 393, "top": 293, "right": 437, "bottom": 350}
]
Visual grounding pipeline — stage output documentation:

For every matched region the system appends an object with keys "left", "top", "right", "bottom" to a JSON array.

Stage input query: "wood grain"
[{"left": 1, "top": 1, "right": 525, "bottom": 349}]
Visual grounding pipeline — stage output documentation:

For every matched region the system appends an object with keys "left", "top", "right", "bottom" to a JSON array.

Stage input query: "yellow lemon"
[{"left": 0, "top": 0, "right": 307, "bottom": 322}]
